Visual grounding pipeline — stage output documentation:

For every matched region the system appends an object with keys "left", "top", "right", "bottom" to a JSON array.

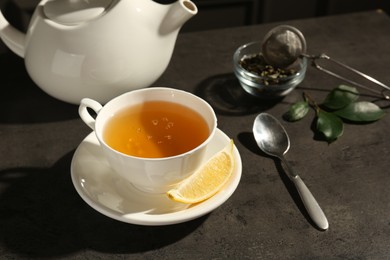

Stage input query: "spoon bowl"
[
  {"left": 253, "top": 113, "right": 290, "bottom": 157},
  {"left": 253, "top": 113, "right": 329, "bottom": 230}
]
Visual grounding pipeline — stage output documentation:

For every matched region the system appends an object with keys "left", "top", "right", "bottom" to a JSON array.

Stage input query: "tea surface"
[{"left": 103, "top": 101, "right": 209, "bottom": 158}]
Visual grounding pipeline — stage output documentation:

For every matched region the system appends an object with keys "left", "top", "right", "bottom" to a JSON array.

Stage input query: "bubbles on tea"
[
  {"left": 165, "top": 122, "right": 174, "bottom": 130},
  {"left": 126, "top": 137, "right": 146, "bottom": 156},
  {"left": 151, "top": 117, "right": 174, "bottom": 131}
]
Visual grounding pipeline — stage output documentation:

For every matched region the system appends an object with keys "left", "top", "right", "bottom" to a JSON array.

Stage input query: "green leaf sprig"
[{"left": 284, "top": 85, "right": 386, "bottom": 143}]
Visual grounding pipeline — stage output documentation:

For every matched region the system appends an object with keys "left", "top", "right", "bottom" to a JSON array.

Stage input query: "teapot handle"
[
  {"left": 79, "top": 98, "right": 103, "bottom": 130},
  {"left": 0, "top": 9, "right": 26, "bottom": 57}
]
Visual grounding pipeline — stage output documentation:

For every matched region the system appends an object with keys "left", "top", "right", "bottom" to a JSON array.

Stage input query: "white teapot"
[{"left": 0, "top": 0, "right": 197, "bottom": 104}]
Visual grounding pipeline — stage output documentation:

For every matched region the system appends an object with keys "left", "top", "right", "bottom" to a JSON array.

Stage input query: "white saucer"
[{"left": 71, "top": 128, "right": 242, "bottom": 226}]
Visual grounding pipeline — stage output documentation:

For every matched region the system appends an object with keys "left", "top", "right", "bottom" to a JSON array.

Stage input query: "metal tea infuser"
[{"left": 262, "top": 25, "right": 390, "bottom": 100}]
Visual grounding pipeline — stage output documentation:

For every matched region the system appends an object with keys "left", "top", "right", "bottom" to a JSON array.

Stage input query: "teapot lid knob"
[{"left": 43, "top": 0, "right": 115, "bottom": 25}]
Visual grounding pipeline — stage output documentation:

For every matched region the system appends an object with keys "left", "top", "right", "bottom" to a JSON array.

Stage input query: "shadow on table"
[
  {"left": 0, "top": 52, "right": 79, "bottom": 124},
  {"left": 0, "top": 151, "right": 206, "bottom": 258},
  {"left": 237, "top": 131, "right": 324, "bottom": 231},
  {"left": 194, "top": 73, "right": 280, "bottom": 116}
]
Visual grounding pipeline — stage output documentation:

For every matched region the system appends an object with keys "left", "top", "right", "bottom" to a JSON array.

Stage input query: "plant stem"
[{"left": 303, "top": 91, "right": 321, "bottom": 114}]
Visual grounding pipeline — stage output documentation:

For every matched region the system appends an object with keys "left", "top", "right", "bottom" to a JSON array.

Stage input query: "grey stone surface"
[{"left": 0, "top": 10, "right": 390, "bottom": 259}]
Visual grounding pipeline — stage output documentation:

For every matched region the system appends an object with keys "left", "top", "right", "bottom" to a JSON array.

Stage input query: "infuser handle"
[{"left": 303, "top": 53, "right": 390, "bottom": 100}]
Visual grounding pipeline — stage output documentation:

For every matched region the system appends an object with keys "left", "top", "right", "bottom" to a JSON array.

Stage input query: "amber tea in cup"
[
  {"left": 79, "top": 87, "right": 217, "bottom": 193},
  {"left": 103, "top": 100, "right": 209, "bottom": 158}
]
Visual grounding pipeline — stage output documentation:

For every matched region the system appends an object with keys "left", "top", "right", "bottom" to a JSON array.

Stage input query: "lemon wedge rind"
[{"left": 167, "top": 140, "right": 235, "bottom": 204}]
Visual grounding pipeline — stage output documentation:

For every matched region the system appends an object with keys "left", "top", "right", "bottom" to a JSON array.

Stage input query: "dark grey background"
[
  {"left": 2, "top": 0, "right": 390, "bottom": 32},
  {"left": 181, "top": 0, "right": 390, "bottom": 32}
]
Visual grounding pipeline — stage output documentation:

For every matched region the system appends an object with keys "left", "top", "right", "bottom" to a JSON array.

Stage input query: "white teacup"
[{"left": 79, "top": 87, "right": 217, "bottom": 193}]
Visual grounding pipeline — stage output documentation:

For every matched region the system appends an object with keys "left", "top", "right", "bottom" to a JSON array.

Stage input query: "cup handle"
[{"left": 79, "top": 98, "right": 103, "bottom": 130}]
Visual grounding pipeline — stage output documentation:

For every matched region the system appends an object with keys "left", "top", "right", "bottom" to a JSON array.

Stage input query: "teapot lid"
[{"left": 43, "top": 0, "right": 115, "bottom": 25}]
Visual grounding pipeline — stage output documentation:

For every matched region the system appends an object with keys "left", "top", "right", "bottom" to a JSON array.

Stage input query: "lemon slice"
[{"left": 167, "top": 140, "right": 235, "bottom": 204}]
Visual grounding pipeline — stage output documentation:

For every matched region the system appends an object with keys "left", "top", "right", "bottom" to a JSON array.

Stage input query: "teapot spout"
[{"left": 160, "top": 0, "right": 197, "bottom": 35}]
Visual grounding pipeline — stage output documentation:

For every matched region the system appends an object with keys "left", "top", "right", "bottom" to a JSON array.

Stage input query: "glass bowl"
[{"left": 233, "top": 41, "right": 307, "bottom": 99}]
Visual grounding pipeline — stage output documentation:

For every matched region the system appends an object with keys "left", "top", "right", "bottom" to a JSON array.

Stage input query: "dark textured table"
[{"left": 1, "top": 10, "right": 390, "bottom": 259}]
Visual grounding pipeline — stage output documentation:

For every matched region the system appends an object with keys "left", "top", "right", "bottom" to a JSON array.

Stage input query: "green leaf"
[
  {"left": 316, "top": 110, "right": 344, "bottom": 142},
  {"left": 322, "top": 85, "right": 359, "bottom": 110},
  {"left": 334, "top": 101, "right": 386, "bottom": 122},
  {"left": 284, "top": 101, "right": 309, "bottom": 121}
]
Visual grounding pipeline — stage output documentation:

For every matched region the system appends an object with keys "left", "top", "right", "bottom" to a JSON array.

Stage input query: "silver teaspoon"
[{"left": 253, "top": 113, "right": 329, "bottom": 230}]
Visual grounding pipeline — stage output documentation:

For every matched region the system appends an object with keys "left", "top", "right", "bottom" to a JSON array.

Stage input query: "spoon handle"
[
  {"left": 292, "top": 175, "right": 329, "bottom": 230},
  {"left": 282, "top": 158, "right": 329, "bottom": 230}
]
